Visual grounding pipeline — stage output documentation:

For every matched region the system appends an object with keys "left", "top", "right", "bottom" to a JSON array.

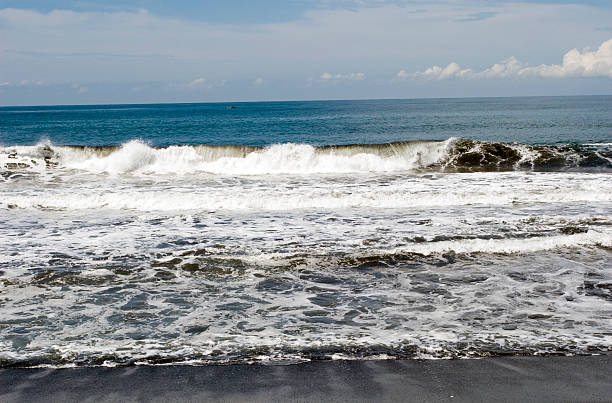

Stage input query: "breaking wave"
[{"left": 1, "top": 138, "right": 611, "bottom": 176}]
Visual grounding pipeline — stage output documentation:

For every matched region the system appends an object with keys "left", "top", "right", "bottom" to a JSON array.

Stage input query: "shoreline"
[{"left": 2, "top": 355, "right": 611, "bottom": 402}]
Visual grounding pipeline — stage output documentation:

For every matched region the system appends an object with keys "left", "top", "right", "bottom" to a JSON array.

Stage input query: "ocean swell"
[{"left": 1, "top": 138, "right": 610, "bottom": 176}]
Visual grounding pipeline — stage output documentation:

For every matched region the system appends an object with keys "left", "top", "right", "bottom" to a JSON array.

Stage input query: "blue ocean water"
[
  {"left": 1, "top": 96, "right": 611, "bottom": 147},
  {"left": 0, "top": 96, "right": 611, "bottom": 367}
]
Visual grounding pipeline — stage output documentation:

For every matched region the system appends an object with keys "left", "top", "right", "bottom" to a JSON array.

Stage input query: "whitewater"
[{"left": 1, "top": 98, "right": 611, "bottom": 366}]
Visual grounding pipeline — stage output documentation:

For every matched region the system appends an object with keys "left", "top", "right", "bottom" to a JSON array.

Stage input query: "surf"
[{"left": 1, "top": 138, "right": 610, "bottom": 176}]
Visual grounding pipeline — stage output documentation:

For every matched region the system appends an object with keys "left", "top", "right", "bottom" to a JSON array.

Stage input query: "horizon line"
[{"left": 1, "top": 94, "right": 611, "bottom": 108}]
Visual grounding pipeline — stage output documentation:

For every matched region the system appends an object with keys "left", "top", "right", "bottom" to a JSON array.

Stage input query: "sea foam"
[{"left": 2, "top": 138, "right": 609, "bottom": 176}]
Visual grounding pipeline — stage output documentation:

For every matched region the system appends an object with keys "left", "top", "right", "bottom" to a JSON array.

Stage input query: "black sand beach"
[{"left": 1, "top": 355, "right": 611, "bottom": 402}]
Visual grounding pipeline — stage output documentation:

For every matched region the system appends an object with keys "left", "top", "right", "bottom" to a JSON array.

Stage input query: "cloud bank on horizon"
[
  {"left": 0, "top": 1, "right": 612, "bottom": 104},
  {"left": 404, "top": 38, "right": 612, "bottom": 80}
]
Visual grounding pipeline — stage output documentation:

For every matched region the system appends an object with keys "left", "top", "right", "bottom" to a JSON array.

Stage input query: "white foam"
[
  {"left": 2, "top": 139, "right": 455, "bottom": 176},
  {"left": 382, "top": 231, "right": 612, "bottom": 256},
  {"left": 0, "top": 144, "right": 50, "bottom": 174},
  {"left": 198, "top": 143, "right": 404, "bottom": 175},
  {"left": 0, "top": 187, "right": 607, "bottom": 211},
  {"left": 2, "top": 170, "right": 610, "bottom": 211}
]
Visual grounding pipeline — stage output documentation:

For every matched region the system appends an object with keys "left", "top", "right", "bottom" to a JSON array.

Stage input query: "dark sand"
[{"left": 1, "top": 355, "right": 611, "bottom": 402}]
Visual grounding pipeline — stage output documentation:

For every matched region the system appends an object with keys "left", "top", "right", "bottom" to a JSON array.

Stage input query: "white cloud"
[
  {"left": 522, "top": 38, "right": 612, "bottom": 78},
  {"left": 320, "top": 72, "right": 365, "bottom": 81},
  {"left": 188, "top": 77, "right": 206, "bottom": 87},
  {"left": 407, "top": 37, "right": 612, "bottom": 80},
  {"left": 409, "top": 62, "right": 473, "bottom": 80},
  {"left": 253, "top": 77, "right": 264, "bottom": 86},
  {"left": 473, "top": 57, "right": 524, "bottom": 78}
]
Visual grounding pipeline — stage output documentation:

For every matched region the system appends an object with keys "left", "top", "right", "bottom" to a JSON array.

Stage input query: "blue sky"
[{"left": 1, "top": 0, "right": 611, "bottom": 105}]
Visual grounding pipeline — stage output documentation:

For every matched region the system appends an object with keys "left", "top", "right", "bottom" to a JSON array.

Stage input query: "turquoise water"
[{"left": 2, "top": 96, "right": 611, "bottom": 147}]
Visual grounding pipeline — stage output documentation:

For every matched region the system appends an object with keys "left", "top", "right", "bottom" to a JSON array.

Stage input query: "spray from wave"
[{"left": 1, "top": 138, "right": 610, "bottom": 176}]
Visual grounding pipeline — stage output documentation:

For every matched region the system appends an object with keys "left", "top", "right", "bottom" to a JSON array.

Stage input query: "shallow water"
[{"left": 1, "top": 97, "right": 611, "bottom": 366}]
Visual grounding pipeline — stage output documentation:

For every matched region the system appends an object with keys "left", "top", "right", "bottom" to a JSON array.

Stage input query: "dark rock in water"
[
  {"left": 5, "top": 162, "right": 30, "bottom": 169},
  {"left": 8, "top": 152, "right": 17, "bottom": 159}
]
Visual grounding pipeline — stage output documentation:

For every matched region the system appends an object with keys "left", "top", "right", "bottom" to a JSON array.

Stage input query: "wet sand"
[{"left": 1, "top": 355, "right": 611, "bottom": 402}]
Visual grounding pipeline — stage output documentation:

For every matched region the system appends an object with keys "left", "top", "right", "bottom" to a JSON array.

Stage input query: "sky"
[{"left": 0, "top": 0, "right": 612, "bottom": 105}]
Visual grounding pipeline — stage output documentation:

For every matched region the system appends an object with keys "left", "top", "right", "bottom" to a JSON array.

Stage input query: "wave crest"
[{"left": 1, "top": 138, "right": 610, "bottom": 176}]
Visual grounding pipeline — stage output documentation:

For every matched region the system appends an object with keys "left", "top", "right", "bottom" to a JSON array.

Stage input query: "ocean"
[{"left": 0, "top": 96, "right": 611, "bottom": 366}]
